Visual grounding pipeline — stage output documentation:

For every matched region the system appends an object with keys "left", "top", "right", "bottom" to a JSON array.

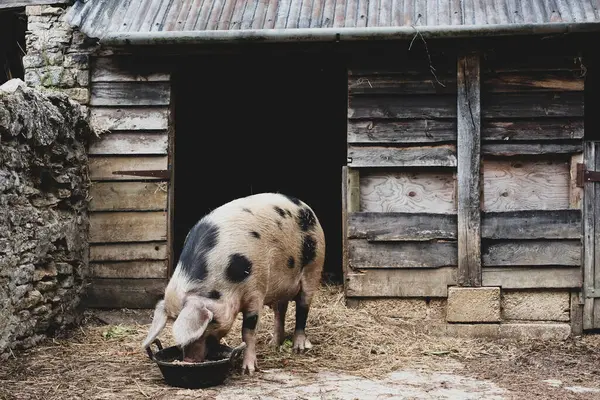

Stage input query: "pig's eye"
[{"left": 209, "top": 318, "right": 218, "bottom": 325}]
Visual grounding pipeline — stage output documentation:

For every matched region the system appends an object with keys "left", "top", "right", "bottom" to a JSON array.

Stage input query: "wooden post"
[
  {"left": 343, "top": 167, "right": 361, "bottom": 308},
  {"left": 583, "top": 141, "right": 597, "bottom": 330},
  {"left": 457, "top": 53, "right": 482, "bottom": 287}
]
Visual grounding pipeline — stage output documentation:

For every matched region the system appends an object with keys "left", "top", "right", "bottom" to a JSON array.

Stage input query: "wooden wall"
[
  {"left": 86, "top": 56, "right": 171, "bottom": 308},
  {"left": 344, "top": 43, "right": 585, "bottom": 300},
  {"left": 479, "top": 51, "right": 584, "bottom": 291},
  {"left": 345, "top": 57, "right": 459, "bottom": 298}
]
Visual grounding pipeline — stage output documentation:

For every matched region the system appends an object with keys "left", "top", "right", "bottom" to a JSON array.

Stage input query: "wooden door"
[{"left": 583, "top": 141, "right": 600, "bottom": 329}]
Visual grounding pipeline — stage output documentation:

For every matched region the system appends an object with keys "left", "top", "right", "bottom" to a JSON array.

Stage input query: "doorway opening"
[{"left": 172, "top": 49, "right": 348, "bottom": 283}]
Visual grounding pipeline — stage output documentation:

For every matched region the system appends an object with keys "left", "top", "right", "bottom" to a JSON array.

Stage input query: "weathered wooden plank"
[
  {"left": 457, "top": 53, "right": 482, "bottom": 287},
  {"left": 482, "top": 119, "right": 584, "bottom": 141},
  {"left": 347, "top": 120, "right": 456, "bottom": 144},
  {"left": 90, "top": 107, "right": 169, "bottom": 131},
  {"left": 90, "top": 261, "right": 167, "bottom": 279},
  {"left": 84, "top": 278, "right": 166, "bottom": 309},
  {"left": 348, "top": 76, "right": 456, "bottom": 95},
  {"left": 348, "top": 72, "right": 584, "bottom": 96},
  {"left": 88, "top": 132, "right": 168, "bottom": 155},
  {"left": 346, "top": 267, "right": 457, "bottom": 297},
  {"left": 571, "top": 291, "right": 584, "bottom": 336},
  {"left": 594, "top": 142, "right": 600, "bottom": 329},
  {"left": 342, "top": 166, "right": 349, "bottom": 294},
  {"left": 349, "top": 239, "right": 457, "bottom": 268},
  {"left": 90, "top": 242, "right": 168, "bottom": 262},
  {"left": 348, "top": 168, "right": 360, "bottom": 213},
  {"left": 482, "top": 142, "right": 583, "bottom": 156},
  {"left": 482, "top": 240, "right": 581, "bottom": 267},
  {"left": 481, "top": 210, "right": 582, "bottom": 240},
  {"left": 348, "top": 145, "right": 457, "bottom": 167},
  {"left": 91, "top": 56, "right": 171, "bottom": 82},
  {"left": 89, "top": 181, "right": 168, "bottom": 211},
  {"left": 583, "top": 142, "right": 595, "bottom": 329},
  {"left": 89, "top": 211, "right": 168, "bottom": 243},
  {"left": 348, "top": 212, "right": 457, "bottom": 241},
  {"left": 570, "top": 153, "right": 584, "bottom": 209},
  {"left": 482, "top": 267, "right": 582, "bottom": 289},
  {"left": 90, "top": 82, "right": 171, "bottom": 106},
  {"left": 482, "top": 92, "right": 584, "bottom": 118},
  {"left": 483, "top": 158, "right": 570, "bottom": 211},
  {"left": 89, "top": 156, "right": 168, "bottom": 181},
  {"left": 348, "top": 95, "right": 456, "bottom": 119},
  {"left": 483, "top": 51, "right": 584, "bottom": 73},
  {"left": 483, "top": 72, "right": 584, "bottom": 92},
  {"left": 360, "top": 170, "right": 456, "bottom": 213}
]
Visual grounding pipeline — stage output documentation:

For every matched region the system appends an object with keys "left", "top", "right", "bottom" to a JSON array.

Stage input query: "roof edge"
[{"left": 96, "top": 21, "right": 600, "bottom": 46}]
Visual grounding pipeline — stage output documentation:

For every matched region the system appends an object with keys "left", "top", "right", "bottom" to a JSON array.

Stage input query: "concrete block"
[
  {"left": 499, "top": 323, "right": 571, "bottom": 340},
  {"left": 447, "top": 287, "right": 501, "bottom": 323},
  {"left": 503, "top": 290, "right": 570, "bottom": 322}
]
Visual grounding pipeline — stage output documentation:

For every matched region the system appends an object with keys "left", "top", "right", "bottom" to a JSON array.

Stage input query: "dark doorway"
[
  {"left": 172, "top": 50, "right": 347, "bottom": 283},
  {"left": 0, "top": 8, "right": 26, "bottom": 85}
]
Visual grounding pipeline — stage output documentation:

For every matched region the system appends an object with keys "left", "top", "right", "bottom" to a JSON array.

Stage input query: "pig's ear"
[
  {"left": 142, "top": 299, "right": 168, "bottom": 349},
  {"left": 172, "top": 295, "right": 214, "bottom": 347}
]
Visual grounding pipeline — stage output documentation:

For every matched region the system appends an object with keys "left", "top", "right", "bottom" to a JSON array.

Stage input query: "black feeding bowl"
[{"left": 145, "top": 339, "right": 246, "bottom": 389}]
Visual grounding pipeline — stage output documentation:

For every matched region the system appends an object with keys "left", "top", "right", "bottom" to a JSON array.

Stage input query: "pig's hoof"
[
  {"left": 242, "top": 356, "right": 258, "bottom": 375},
  {"left": 292, "top": 332, "right": 312, "bottom": 353}
]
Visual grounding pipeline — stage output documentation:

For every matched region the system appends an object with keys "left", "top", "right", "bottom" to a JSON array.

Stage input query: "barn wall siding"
[
  {"left": 345, "top": 41, "right": 586, "bottom": 336},
  {"left": 345, "top": 52, "right": 459, "bottom": 299},
  {"left": 86, "top": 55, "right": 171, "bottom": 308}
]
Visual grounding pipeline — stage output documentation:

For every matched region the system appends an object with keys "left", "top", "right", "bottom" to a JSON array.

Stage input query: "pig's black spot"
[
  {"left": 301, "top": 235, "right": 317, "bottom": 267},
  {"left": 178, "top": 221, "right": 219, "bottom": 281},
  {"left": 250, "top": 231, "right": 261, "bottom": 239},
  {"left": 297, "top": 207, "right": 317, "bottom": 232},
  {"left": 287, "top": 256, "right": 295, "bottom": 268},
  {"left": 277, "top": 220, "right": 282, "bottom": 230},
  {"left": 283, "top": 194, "right": 301, "bottom": 206},
  {"left": 242, "top": 313, "right": 258, "bottom": 331},
  {"left": 286, "top": 209, "right": 293, "bottom": 217},
  {"left": 242, "top": 208, "right": 253, "bottom": 214},
  {"left": 208, "top": 290, "right": 221, "bottom": 300},
  {"left": 226, "top": 253, "right": 253, "bottom": 283},
  {"left": 295, "top": 302, "right": 309, "bottom": 332},
  {"left": 274, "top": 206, "right": 287, "bottom": 218}
]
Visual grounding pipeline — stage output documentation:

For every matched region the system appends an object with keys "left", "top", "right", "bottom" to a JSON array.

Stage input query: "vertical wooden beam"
[
  {"left": 457, "top": 53, "right": 482, "bottom": 287},
  {"left": 344, "top": 167, "right": 361, "bottom": 308},
  {"left": 347, "top": 168, "right": 360, "bottom": 213},
  {"left": 595, "top": 142, "right": 600, "bottom": 328},
  {"left": 166, "top": 76, "right": 175, "bottom": 278},
  {"left": 583, "top": 141, "right": 596, "bottom": 330},
  {"left": 571, "top": 291, "right": 583, "bottom": 336}
]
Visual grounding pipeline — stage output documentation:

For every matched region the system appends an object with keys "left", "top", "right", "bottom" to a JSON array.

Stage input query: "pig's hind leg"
[
  {"left": 292, "top": 288, "right": 314, "bottom": 352},
  {"left": 272, "top": 300, "right": 288, "bottom": 347}
]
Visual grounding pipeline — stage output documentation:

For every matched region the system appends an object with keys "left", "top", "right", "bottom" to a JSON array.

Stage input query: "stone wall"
[
  {"left": 0, "top": 79, "right": 94, "bottom": 359},
  {"left": 23, "top": 4, "right": 95, "bottom": 107}
]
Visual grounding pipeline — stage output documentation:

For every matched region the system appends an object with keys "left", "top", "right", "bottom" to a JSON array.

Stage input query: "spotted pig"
[{"left": 142, "top": 193, "right": 326, "bottom": 375}]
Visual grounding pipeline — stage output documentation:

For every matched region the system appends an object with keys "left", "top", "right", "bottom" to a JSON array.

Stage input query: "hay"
[{"left": 1, "top": 284, "right": 599, "bottom": 400}]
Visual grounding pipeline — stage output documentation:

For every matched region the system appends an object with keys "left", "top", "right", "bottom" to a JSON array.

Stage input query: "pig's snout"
[{"left": 182, "top": 339, "right": 207, "bottom": 363}]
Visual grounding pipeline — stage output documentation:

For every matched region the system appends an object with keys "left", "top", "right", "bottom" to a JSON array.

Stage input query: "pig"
[{"left": 141, "top": 192, "right": 326, "bottom": 375}]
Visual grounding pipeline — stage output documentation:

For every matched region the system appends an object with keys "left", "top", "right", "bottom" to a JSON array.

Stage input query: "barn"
[{"left": 17, "top": 0, "right": 600, "bottom": 338}]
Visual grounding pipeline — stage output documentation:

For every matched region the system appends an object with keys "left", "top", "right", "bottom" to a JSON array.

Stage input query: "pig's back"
[{"left": 174, "top": 193, "right": 325, "bottom": 306}]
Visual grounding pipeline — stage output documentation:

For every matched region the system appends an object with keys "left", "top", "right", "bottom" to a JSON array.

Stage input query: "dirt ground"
[{"left": 1, "top": 285, "right": 600, "bottom": 400}]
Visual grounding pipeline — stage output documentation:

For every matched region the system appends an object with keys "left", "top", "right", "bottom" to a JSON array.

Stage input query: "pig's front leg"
[{"left": 241, "top": 308, "right": 260, "bottom": 375}]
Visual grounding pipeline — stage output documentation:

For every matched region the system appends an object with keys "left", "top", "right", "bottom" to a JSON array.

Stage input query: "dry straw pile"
[{"left": 1, "top": 284, "right": 600, "bottom": 399}]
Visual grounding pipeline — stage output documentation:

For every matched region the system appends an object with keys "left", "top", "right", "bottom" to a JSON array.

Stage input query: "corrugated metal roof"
[{"left": 66, "top": 0, "right": 600, "bottom": 41}]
